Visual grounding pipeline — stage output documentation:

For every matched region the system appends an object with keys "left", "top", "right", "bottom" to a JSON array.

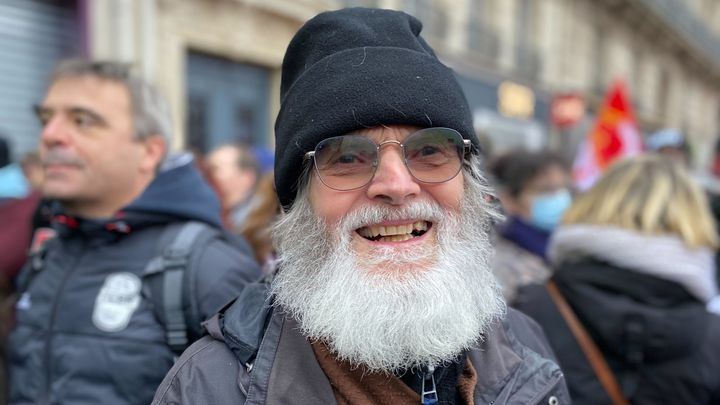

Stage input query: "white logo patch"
[
  {"left": 92, "top": 272, "right": 142, "bottom": 332},
  {"left": 16, "top": 292, "right": 31, "bottom": 310}
]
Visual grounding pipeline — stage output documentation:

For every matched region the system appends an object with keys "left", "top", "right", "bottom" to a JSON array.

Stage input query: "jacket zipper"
[
  {"left": 238, "top": 362, "right": 253, "bottom": 396},
  {"left": 528, "top": 372, "right": 564, "bottom": 405},
  {"left": 421, "top": 366, "right": 438, "bottom": 405},
  {"left": 41, "top": 241, "right": 85, "bottom": 403}
]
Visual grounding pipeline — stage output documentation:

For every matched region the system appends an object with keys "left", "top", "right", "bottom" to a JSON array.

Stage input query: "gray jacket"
[{"left": 153, "top": 283, "right": 570, "bottom": 404}]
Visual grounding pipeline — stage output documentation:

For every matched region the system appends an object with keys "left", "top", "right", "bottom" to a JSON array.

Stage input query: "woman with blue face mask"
[
  {"left": 514, "top": 155, "right": 720, "bottom": 404},
  {"left": 488, "top": 149, "right": 572, "bottom": 302}
]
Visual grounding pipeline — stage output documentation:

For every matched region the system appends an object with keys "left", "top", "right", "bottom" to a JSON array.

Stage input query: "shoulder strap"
[
  {"left": 145, "top": 221, "right": 217, "bottom": 355},
  {"left": 546, "top": 280, "right": 630, "bottom": 405}
]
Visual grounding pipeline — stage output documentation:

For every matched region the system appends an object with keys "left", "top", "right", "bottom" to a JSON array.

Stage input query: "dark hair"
[
  {"left": 488, "top": 149, "right": 568, "bottom": 198},
  {"left": 0, "top": 137, "right": 9, "bottom": 168},
  {"left": 235, "top": 144, "right": 260, "bottom": 173}
]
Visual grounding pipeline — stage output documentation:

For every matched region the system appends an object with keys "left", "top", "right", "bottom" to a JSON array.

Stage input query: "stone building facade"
[{"left": 5, "top": 0, "right": 718, "bottom": 167}]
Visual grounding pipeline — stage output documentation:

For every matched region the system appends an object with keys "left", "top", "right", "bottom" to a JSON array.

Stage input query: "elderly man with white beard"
[{"left": 153, "top": 7, "right": 569, "bottom": 405}]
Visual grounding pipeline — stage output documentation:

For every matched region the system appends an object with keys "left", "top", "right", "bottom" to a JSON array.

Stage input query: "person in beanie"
[{"left": 153, "top": 8, "right": 568, "bottom": 405}]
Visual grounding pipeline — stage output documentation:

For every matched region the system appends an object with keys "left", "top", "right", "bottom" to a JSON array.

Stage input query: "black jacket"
[
  {"left": 7, "top": 156, "right": 262, "bottom": 405},
  {"left": 152, "top": 282, "right": 570, "bottom": 404},
  {"left": 515, "top": 260, "right": 720, "bottom": 405}
]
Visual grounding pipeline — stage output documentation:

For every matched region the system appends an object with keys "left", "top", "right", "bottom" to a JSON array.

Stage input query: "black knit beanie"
[{"left": 274, "top": 7, "right": 478, "bottom": 209}]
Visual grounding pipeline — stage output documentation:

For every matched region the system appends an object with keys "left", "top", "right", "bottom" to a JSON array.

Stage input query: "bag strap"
[
  {"left": 145, "top": 222, "right": 209, "bottom": 354},
  {"left": 546, "top": 280, "right": 630, "bottom": 405},
  {"left": 165, "top": 222, "right": 210, "bottom": 353}
]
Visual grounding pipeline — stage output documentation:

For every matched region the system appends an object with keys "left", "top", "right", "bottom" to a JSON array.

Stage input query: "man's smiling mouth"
[{"left": 356, "top": 221, "right": 431, "bottom": 242}]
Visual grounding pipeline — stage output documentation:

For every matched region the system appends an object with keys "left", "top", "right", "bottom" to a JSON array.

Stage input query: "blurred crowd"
[{"left": 1, "top": 6, "right": 720, "bottom": 405}]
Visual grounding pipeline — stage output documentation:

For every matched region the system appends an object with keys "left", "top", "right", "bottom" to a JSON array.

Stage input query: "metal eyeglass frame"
[{"left": 303, "top": 129, "right": 472, "bottom": 191}]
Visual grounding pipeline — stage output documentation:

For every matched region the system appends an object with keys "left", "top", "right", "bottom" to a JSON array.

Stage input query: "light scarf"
[{"left": 549, "top": 224, "right": 720, "bottom": 313}]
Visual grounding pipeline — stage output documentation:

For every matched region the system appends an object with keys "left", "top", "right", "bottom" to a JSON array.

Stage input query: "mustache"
[
  {"left": 339, "top": 200, "right": 446, "bottom": 233},
  {"left": 43, "top": 149, "right": 85, "bottom": 168}
]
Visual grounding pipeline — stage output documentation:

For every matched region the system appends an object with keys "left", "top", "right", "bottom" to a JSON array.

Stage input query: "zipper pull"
[{"left": 420, "top": 365, "right": 438, "bottom": 405}]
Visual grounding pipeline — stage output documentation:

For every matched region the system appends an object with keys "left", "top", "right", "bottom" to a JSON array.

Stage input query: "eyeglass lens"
[{"left": 313, "top": 128, "right": 465, "bottom": 191}]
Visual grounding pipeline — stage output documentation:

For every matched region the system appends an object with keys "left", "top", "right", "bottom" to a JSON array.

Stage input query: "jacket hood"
[
  {"left": 554, "top": 259, "right": 711, "bottom": 365},
  {"left": 549, "top": 224, "right": 718, "bottom": 306},
  {"left": 122, "top": 153, "right": 222, "bottom": 228},
  {"left": 549, "top": 225, "right": 719, "bottom": 364}
]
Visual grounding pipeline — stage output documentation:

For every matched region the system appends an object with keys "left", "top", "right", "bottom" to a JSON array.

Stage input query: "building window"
[
  {"left": 514, "top": 0, "right": 541, "bottom": 81},
  {"left": 186, "top": 93, "right": 208, "bottom": 153},
  {"left": 657, "top": 68, "right": 670, "bottom": 121},
  {"left": 591, "top": 22, "right": 607, "bottom": 95},
  {"left": 401, "top": 0, "right": 448, "bottom": 42},
  {"left": 185, "top": 51, "right": 271, "bottom": 152},
  {"left": 467, "top": 0, "right": 500, "bottom": 64},
  {"left": 631, "top": 46, "right": 644, "bottom": 113}
]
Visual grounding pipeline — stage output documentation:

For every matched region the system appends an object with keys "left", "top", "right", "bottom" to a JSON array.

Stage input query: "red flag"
[{"left": 573, "top": 80, "right": 643, "bottom": 190}]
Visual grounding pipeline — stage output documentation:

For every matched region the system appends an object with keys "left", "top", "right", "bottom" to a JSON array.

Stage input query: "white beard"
[{"left": 271, "top": 170, "right": 506, "bottom": 373}]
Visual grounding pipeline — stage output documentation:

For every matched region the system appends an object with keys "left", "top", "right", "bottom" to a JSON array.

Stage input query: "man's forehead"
[{"left": 43, "top": 76, "right": 131, "bottom": 111}]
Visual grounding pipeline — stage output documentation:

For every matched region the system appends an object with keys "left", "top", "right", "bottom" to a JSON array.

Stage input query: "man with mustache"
[
  {"left": 153, "top": 8, "right": 568, "bottom": 405},
  {"left": 7, "top": 60, "right": 260, "bottom": 404}
]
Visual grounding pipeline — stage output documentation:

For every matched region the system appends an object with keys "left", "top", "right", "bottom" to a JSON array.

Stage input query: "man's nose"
[
  {"left": 365, "top": 147, "right": 421, "bottom": 205},
  {"left": 40, "top": 115, "right": 72, "bottom": 146}
]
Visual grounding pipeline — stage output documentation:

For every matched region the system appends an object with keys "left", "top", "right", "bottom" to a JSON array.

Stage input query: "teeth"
[
  {"left": 413, "top": 221, "right": 427, "bottom": 232},
  {"left": 378, "top": 234, "right": 414, "bottom": 242},
  {"left": 358, "top": 221, "right": 429, "bottom": 238}
]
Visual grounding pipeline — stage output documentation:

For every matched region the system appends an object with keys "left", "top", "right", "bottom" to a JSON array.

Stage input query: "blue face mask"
[{"left": 530, "top": 189, "right": 571, "bottom": 231}]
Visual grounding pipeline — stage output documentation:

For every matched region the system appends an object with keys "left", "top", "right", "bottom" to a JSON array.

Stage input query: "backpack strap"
[{"left": 144, "top": 221, "right": 218, "bottom": 355}]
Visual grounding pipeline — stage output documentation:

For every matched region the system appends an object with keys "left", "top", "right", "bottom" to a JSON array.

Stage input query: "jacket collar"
[
  {"left": 215, "top": 282, "right": 566, "bottom": 404},
  {"left": 238, "top": 307, "right": 563, "bottom": 404}
]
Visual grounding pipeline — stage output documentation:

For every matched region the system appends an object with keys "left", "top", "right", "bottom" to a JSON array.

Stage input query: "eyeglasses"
[{"left": 304, "top": 127, "right": 471, "bottom": 191}]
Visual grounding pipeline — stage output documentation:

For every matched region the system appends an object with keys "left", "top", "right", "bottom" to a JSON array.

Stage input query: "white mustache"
[
  {"left": 340, "top": 201, "right": 445, "bottom": 233},
  {"left": 43, "top": 149, "right": 84, "bottom": 168}
]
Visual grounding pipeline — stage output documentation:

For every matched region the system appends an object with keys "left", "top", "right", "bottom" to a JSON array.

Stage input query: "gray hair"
[{"left": 50, "top": 59, "right": 173, "bottom": 155}]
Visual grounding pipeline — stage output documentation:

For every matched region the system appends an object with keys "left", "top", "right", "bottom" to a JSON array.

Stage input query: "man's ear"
[{"left": 139, "top": 135, "right": 167, "bottom": 173}]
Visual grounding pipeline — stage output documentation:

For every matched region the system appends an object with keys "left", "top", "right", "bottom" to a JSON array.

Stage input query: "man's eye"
[
  {"left": 37, "top": 113, "right": 51, "bottom": 127},
  {"left": 337, "top": 154, "right": 358, "bottom": 164},
  {"left": 35, "top": 107, "right": 52, "bottom": 126},
  {"left": 73, "top": 113, "right": 97, "bottom": 128},
  {"left": 334, "top": 153, "right": 368, "bottom": 165},
  {"left": 409, "top": 145, "right": 446, "bottom": 159},
  {"left": 418, "top": 145, "right": 441, "bottom": 156}
]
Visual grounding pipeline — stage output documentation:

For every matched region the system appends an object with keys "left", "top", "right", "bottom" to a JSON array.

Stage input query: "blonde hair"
[
  {"left": 239, "top": 171, "right": 281, "bottom": 264},
  {"left": 563, "top": 155, "right": 719, "bottom": 249}
]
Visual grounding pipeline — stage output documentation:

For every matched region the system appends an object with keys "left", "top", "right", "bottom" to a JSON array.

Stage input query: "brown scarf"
[{"left": 311, "top": 341, "right": 477, "bottom": 405}]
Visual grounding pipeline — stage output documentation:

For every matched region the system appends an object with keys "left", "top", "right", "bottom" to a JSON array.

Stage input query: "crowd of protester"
[{"left": 1, "top": 6, "right": 720, "bottom": 405}]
